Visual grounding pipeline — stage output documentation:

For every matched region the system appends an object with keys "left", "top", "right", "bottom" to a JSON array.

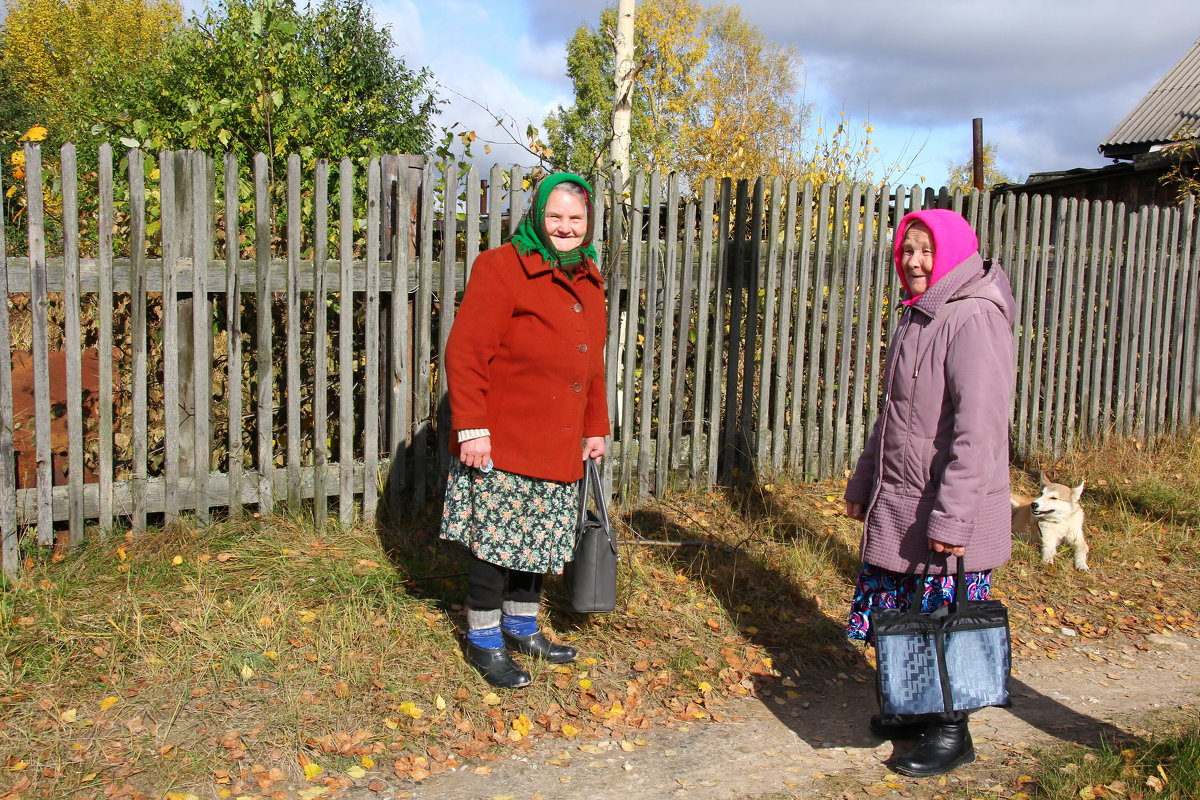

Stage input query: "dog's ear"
[
  {"left": 1072, "top": 481, "right": 1084, "bottom": 502},
  {"left": 1038, "top": 471, "right": 1048, "bottom": 487}
]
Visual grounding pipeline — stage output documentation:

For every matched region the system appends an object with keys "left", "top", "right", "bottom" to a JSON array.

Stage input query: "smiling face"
[
  {"left": 542, "top": 186, "right": 589, "bottom": 252},
  {"left": 899, "top": 222, "right": 935, "bottom": 295}
]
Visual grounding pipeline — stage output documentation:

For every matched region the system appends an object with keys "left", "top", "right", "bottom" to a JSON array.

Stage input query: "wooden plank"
[
  {"left": 97, "top": 145, "right": 115, "bottom": 529},
  {"left": 1137, "top": 207, "right": 1160, "bottom": 439},
  {"left": 1079, "top": 200, "right": 1103, "bottom": 441},
  {"left": 673, "top": 198, "right": 697, "bottom": 472},
  {"left": 787, "top": 182, "right": 813, "bottom": 473},
  {"left": 1063, "top": 199, "right": 1087, "bottom": 449},
  {"left": 385, "top": 157, "right": 412, "bottom": 508},
  {"left": 637, "top": 171, "right": 660, "bottom": 498},
  {"left": 1149, "top": 208, "right": 1174, "bottom": 434},
  {"left": 363, "top": 159, "right": 382, "bottom": 520},
  {"left": 1013, "top": 194, "right": 1034, "bottom": 455},
  {"left": 592, "top": 173, "right": 607, "bottom": 280},
  {"left": 848, "top": 185, "right": 874, "bottom": 465},
  {"left": 508, "top": 165, "right": 525, "bottom": 236},
  {"left": 805, "top": 183, "right": 831, "bottom": 479},
  {"left": 254, "top": 153, "right": 274, "bottom": 513},
  {"left": 0, "top": 168, "right": 16, "bottom": 574},
  {"left": 12, "top": 461, "right": 394, "bottom": 524},
  {"left": 773, "top": 179, "right": 797, "bottom": 474},
  {"left": 742, "top": 179, "right": 764, "bottom": 476},
  {"left": 413, "top": 161, "right": 435, "bottom": 503},
  {"left": 464, "top": 164, "right": 480, "bottom": 283},
  {"left": 1117, "top": 211, "right": 1143, "bottom": 436},
  {"left": 286, "top": 154, "right": 303, "bottom": 512},
  {"left": 821, "top": 183, "right": 847, "bottom": 476},
  {"left": 759, "top": 177, "right": 782, "bottom": 474},
  {"left": 436, "top": 162, "right": 457, "bottom": 481},
  {"left": 1167, "top": 196, "right": 1195, "bottom": 427},
  {"left": 25, "top": 145, "right": 54, "bottom": 543},
  {"left": 190, "top": 151, "right": 212, "bottom": 521},
  {"left": 695, "top": 178, "right": 717, "bottom": 485},
  {"left": 722, "top": 180, "right": 747, "bottom": 483},
  {"left": 863, "top": 185, "right": 890, "bottom": 461},
  {"left": 128, "top": 150, "right": 148, "bottom": 530},
  {"left": 655, "top": 173, "right": 679, "bottom": 492},
  {"left": 1177, "top": 198, "right": 1198, "bottom": 422},
  {"left": 1099, "top": 203, "right": 1118, "bottom": 434},
  {"left": 160, "top": 154, "right": 180, "bottom": 519},
  {"left": 618, "top": 172, "right": 644, "bottom": 496},
  {"left": 312, "top": 160, "right": 329, "bottom": 522},
  {"left": 338, "top": 158, "right": 356, "bottom": 521},
  {"left": 61, "top": 144, "right": 85, "bottom": 545},
  {"left": 487, "top": 164, "right": 504, "bottom": 250},
  {"left": 1027, "top": 195, "right": 1052, "bottom": 454},
  {"left": 219, "top": 154, "right": 242, "bottom": 516},
  {"left": 1046, "top": 198, "right": 1072, "bottom": 453},
  {"left": 603, "top": 170, "right": 624, "bottom": 492},
  {"left": 705, "top": 178, "right": 730, "bottom": 488}
]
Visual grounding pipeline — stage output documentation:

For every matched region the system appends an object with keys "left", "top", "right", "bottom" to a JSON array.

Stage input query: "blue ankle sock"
[
  {"left": 467, "top": 625, "right": 502, "bottom": 650},
  {"left": 501, "top": 614, "right": 539, "bottom": 637}
]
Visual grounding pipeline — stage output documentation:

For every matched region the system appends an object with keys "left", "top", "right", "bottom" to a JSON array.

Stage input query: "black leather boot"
[
  {"left": 869, "top": 714, "right": 928, "bottom": 740},
  {"left": 464, "top": 641, "right": 532, "bottom": 689},
  {"left": 889, "top": 719, "right": 975, "bottom": 777},
  {"left": 502, "top": 629, "right": 578, "bottom": 664}
]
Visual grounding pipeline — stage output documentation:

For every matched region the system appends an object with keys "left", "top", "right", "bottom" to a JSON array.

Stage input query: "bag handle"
[{"left": 576, "top": 457, "right": 611, "bottom": 535}]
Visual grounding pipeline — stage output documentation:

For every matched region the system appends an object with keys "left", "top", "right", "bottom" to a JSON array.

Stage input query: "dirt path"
[{"left": 343, "top": 630, "right": 1200, "bottom": 800}]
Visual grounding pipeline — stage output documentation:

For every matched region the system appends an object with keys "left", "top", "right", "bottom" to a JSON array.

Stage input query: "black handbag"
[
  {"left": 873, "top": 553, "right": 1011, "bottom": 716},
  {"left": 563, "top": 457, "right": 618, "bottom": 613}
]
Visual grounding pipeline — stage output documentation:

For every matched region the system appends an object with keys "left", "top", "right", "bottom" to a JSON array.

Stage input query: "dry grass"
[{"left": 2, "top": 429, "right": 1199, "bottom": 799}]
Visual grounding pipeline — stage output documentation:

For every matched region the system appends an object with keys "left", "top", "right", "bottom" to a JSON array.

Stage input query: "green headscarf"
[{"left": 509, "top": 172, "right": 597, "bottom": 276}]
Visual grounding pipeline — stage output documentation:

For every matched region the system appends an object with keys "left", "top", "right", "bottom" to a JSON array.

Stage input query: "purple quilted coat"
[{"left": 844, "top": 210, "right": 1016, "bottom": 575}]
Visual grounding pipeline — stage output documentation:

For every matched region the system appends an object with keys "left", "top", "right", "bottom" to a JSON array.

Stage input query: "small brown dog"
[{"left": 1011, "top": 474, "right": 1088, "bottom": 571}]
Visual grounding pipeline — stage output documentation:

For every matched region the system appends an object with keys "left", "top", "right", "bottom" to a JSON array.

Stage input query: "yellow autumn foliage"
[{"left": 0, "top": 0, "right": 181, "bottom": 138}]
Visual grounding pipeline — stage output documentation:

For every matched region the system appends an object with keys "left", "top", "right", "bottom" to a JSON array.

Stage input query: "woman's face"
[
  {"left": 543, "top": 187, "right": 588, "bottom": 252},
  {"left": 899, "top": 223, "right": 935, "bottom": 295}
]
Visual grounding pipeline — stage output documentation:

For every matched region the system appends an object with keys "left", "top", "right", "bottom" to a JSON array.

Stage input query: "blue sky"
[{"left": 183, "top": 0, "right": 1200, "bottom": 188}]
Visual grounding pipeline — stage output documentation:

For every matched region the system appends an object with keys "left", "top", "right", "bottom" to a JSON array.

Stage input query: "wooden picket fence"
[{"left": 1, "top": 144, "right": 1198, "bottom": 574}]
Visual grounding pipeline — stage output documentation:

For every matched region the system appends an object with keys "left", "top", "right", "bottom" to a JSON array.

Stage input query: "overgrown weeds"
[{"left": 2, "top": 429, "right": 1199, "bottom": 798}]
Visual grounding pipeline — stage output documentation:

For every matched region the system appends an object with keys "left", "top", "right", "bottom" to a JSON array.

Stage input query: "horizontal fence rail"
[{"left": 1, "top": 144, "right": 1198, "bottom": 573}]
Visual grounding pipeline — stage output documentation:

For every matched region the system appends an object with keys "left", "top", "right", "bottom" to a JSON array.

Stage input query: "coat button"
[
  {"left": 571, "top": 303, "right": 583, "bottom": 313},
  {"left": 577, "top": 343, "right": 588, "bottom": 353},
  {"left": 570, "top": 383, "right": 582, "bottom": 392}
]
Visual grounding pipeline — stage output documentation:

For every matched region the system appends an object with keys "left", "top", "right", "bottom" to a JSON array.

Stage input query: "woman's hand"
[
  {"left": 844, "top": 500, "right": 866, "bottom": 521},
  {"left": 928, "top": 537, "right": 965, "bottom": 558},
  {"left": 459, "top": 436, "right": 492, "bottom": 470},
  {"left": 582, "top": 437, "right": 606, "bottom": 461}
]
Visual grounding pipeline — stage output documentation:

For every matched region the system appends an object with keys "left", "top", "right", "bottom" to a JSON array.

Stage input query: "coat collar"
[
  {"left": 512, "top": 243, "right": 603, "bottom": 288},
  {"left": 909, "top": 252, "right": 985, "bottom": 318}
]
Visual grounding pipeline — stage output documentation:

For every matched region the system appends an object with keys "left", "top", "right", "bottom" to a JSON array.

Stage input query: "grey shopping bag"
[
  {"left": 563, "top": 457, "right": 617, "bottom": 613},
  {"left": 873, "top": 554, "right": 1011, "bottom": 715}
]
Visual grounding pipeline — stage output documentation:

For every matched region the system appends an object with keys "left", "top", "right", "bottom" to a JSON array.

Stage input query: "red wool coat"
[{"left": 445, "top": 243, "right": 610, "bottom": 483}]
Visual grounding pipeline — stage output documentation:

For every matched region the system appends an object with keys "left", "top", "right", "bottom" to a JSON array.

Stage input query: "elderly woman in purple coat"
[{"left": 843, "top": 208, "right": 1016, "bottom": 777}]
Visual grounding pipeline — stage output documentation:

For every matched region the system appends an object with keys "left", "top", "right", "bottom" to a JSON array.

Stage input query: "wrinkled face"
[
  {"left": 899, "top": 223, "right": 935, "bottom": 295},
  {"left": 543, "top": 187, "right": 589, "bottom": 252}
]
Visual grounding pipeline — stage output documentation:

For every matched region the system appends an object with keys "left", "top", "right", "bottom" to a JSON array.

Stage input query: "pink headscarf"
[{"left": 894, "top": 209, "right": 979, "bottom": 304}]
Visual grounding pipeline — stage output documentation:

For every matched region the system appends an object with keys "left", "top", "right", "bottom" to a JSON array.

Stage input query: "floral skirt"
[
  {"left": 846, "top": 563, "right": 992, "bottom": 644},
  {"left": 439, "top": 460, "right": 578, "bottom": 574}
]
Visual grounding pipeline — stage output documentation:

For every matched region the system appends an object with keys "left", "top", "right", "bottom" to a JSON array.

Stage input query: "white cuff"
[{"left": 457, "top": 428, "right": 491, "bottom": 443}]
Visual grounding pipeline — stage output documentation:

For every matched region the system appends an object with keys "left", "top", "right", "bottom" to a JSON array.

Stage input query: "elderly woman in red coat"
[
  {"left": 440, "top": 172, "right": 609, "bottom": 689},
  {"left": 844, "top": 209, "right": 1016, "bottom": 777}
]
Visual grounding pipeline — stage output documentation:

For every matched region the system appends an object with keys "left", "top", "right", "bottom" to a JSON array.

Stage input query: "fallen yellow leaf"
[
  {"left": 482, "top": 692, "right": 502, "bottom": 706},
  {"left": 8, "top": 762, "right": 27, "bottom": 772},
  {"left": 561, "top": 724, "right": 581, "bottom": 738},
  {"left": 398, "top": 702, "right": 423, "bottom": 719},
  {"left": 435, "top": 695, "right": 446, "bottom": 711},
  {"left": 303, "top": 762, "right": 323, "bottom": 780},
  {"left": 360, "top": 755, "right": 374, "bottom": 769},
  {"left": 578, "top": 679, "right": 592, "bottom": 690},
  {"left": 98, "top": 696, "right": 119, "bottom": 711},
  {"left": 171, "top": 555, "right": 183, "bottom": 565},
  {"left": 345, "top": 765, "right": 366, "bottom": 779},
  {"left": 60, "top": 709, "right": 78, "bottom": 723}
]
